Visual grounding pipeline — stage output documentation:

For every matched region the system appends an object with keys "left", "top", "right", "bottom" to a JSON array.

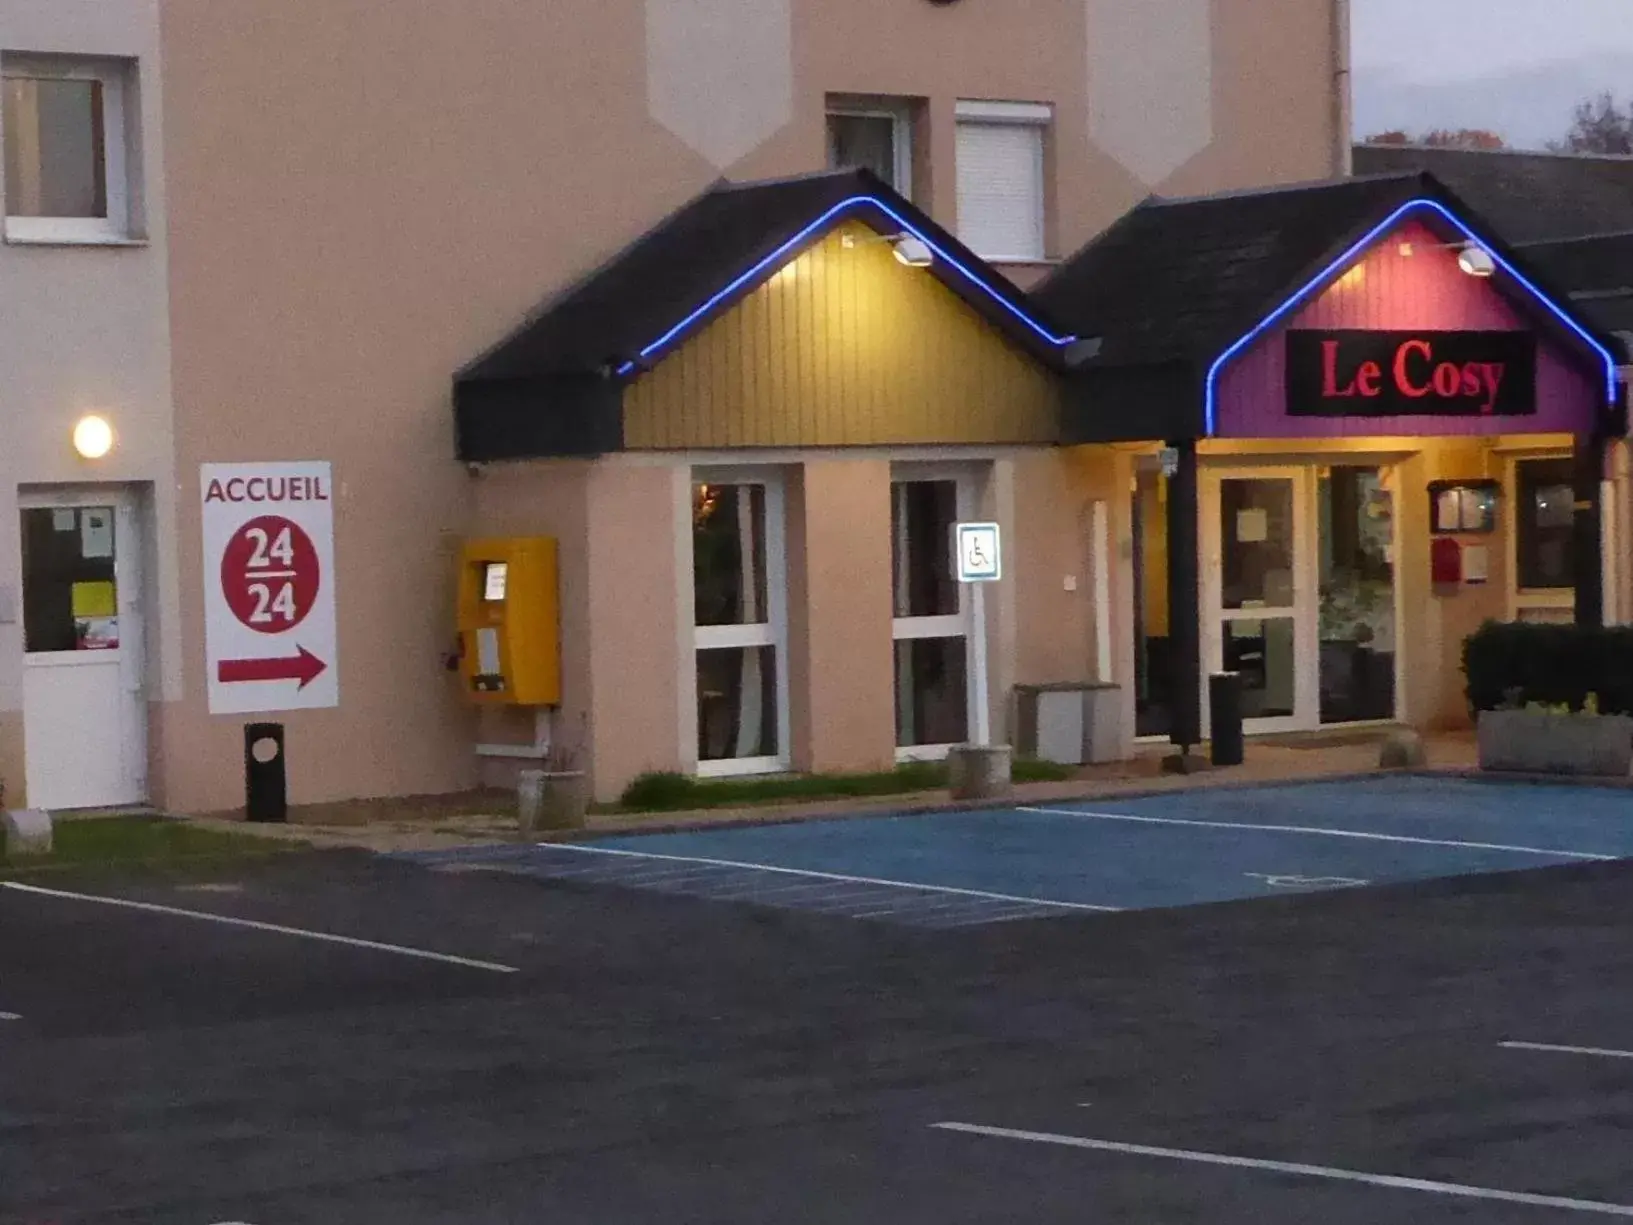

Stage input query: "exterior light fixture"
[
  {"left": 1457, "top": 244, "right": 1496, "bottom": 278},
  {"left": 72, "top": 414, "right": 114, "bottom": 459},
  {"left": 893, "top": 235, "right": 933, "bottom": 267}
]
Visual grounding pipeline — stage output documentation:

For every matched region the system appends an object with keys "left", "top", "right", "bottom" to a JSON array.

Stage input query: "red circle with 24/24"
[{"left": 220, "top": 515, "right": 321, "bottom": 633}]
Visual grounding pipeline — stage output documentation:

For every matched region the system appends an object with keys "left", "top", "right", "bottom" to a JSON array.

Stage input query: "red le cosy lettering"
[
  {"left": 204, "top": 475, "right": 331, "bottom": 504},
  {"left": 1321, "top": 337, "right": 1507, "bottom": 413}
]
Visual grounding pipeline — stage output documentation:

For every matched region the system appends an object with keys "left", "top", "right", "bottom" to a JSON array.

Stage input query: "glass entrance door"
[
  {"left": 1202, "top": 469, "right": 1316, "bottom": 734},
  {"left": 1317, "top": 466, "right": 1397, "bottom": 724}
]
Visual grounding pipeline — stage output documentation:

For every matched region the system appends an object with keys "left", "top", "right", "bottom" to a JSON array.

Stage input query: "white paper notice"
[
  {"left": 1463, "top": 544, "right": 1490, "bottom": 585},
  {"left": 80, "top": 508, "right": 114, "bottom": 558},
  {"left": 1237, "top": 508, "right": 1268, "bottom": 543}
]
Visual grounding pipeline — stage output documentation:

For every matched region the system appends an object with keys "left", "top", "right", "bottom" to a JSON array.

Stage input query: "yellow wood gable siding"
[{"left": 622, "top": 221, "right": 1061, "bottom": 449}]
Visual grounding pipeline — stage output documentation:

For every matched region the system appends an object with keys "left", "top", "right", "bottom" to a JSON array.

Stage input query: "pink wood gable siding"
[{"left": 1213, "top": 219, "right": 1600, "bottom": 439}]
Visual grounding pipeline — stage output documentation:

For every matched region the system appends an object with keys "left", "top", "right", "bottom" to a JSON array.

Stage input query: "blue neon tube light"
[
  {"left": 1203, "top": 197, "right": 1621, "bottom": 436},
  {"left": 614, "top": 194, "right": 1076, "bottom": 377}
]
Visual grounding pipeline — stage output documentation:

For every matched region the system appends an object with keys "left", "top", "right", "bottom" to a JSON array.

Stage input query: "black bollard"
[
  {"left": 244, "top": 722, "right": 288, "bottom": 824},
  {"left": 1209, "top": 673, "right": 1244, "bottom": 767}
]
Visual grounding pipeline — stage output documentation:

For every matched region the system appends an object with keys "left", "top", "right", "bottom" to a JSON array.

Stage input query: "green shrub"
[
  {"left": 1463, "top": 621, "right": 1633, "bottom": 715},
  {"left": 1013, "top": 758, "right": 1075, "bottom": 783},
  {"left": 619, "top": 772, "right": 698, "bottom": 810},
  {"left": 616, "top": 757, "right": 1076, "bottom": 813}
]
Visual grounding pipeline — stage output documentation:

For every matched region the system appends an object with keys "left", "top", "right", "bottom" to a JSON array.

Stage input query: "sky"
[{"left": 1352, "top": 0, "right": 1633, "bottom": 149}]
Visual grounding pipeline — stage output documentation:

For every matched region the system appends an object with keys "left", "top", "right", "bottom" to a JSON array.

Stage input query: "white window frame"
[
  {"left": 953, "top": 98, "right": 1050, "bottom": 263},
  {"left": 688, "top": 468, "right": 791, "bottom": 778},
  {"left": 891, "top": 465, "right": 978, "bottom": 763},
  {"left": 825, "top": 101, "right": 913, "bottom": 199},
  {"left": 2, "top": 53, "right": 132, "bottom": 245}
]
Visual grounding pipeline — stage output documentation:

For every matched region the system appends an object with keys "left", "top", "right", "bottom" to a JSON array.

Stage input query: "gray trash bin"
[{"left": 1015, "top": 682, "right": 1125, "bottom": 766}]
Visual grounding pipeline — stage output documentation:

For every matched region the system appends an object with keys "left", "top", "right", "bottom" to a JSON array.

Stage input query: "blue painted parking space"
[{"left": 406, "top": 776, "right": 1633, "bottom": 928}]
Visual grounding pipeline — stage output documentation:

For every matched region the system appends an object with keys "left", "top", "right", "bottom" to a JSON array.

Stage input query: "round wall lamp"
[
  {"left": 72, "top": 414, "right": 115, "bottom": 460},
  {"left": 893, "top": 235, "right": 934, "bottom": 268},
  {"left": 1457, "top": 244, "right": 1496, "bottom": 278}
]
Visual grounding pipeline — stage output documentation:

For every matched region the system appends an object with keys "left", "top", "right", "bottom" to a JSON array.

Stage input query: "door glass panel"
[
  {"left": 21, "top": 506, "right": 118, "bottom": 652},
  {"left": 894, "top": 636, "right": 968, "bottom": 747},
  {"left": 1222, "top": 617, "right": 1296, "bottom": 720},
  {"left": 1319, "top": 466, "right": 1396, "bottom": 724},
  {"left": 1220, "top": 478, "right": 1294, "bottom": 610},
  {"left": 891, "top": 480, "right": 958, "bottom": 617},
  {"left": 693, "top": 483, "right": 768, "bottom": 627},
  {"left": 697, "top": 646, "right": 778, "bottom": 762},
  {"left": 1132, "top": 468, "right": 1173, "bottom": 738}
]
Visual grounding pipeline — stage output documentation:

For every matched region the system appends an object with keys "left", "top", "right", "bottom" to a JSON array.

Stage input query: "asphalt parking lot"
[{"left": 5, "top": 777, "right": 1633, "bottom": 1222}]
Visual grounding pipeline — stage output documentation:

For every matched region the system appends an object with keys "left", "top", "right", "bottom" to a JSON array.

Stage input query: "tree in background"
[
  {"left": 1550, "top": 92, "right": 1633, "bottom": 155},
  {"left": 1363, "top": 129, "right": 1506, "bottom": 150}
]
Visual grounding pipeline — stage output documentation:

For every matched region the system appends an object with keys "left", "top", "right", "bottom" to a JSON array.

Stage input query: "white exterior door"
[
  {"left": 690, "top": 472, "right": 790, "bottom": 778},
  {"left": 1201, "top": 468, "right": 1318, "bottom": 735},
  {"left": 21, "top": 490, "right": 147, "bottom": 809},
  {"left": 890, "top": 471, "right": 977, "bottom": 762}
]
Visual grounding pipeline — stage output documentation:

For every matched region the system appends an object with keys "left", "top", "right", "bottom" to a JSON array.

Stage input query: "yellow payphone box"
[{"left": 456, "top": 537, "right": 560, "bottom": 706}]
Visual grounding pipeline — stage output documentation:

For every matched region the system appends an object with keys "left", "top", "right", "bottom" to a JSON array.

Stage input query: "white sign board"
[
  {"left": 201, "top": 462, "right": 339, "bottom": 714},
  {"left": 955, "top": 522, "right": 1002, "bottom": 583}
]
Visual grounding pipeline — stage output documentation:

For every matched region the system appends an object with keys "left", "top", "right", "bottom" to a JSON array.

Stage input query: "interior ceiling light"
[{"left": 893, "top": 235, "right": 934, "bottom": 267}]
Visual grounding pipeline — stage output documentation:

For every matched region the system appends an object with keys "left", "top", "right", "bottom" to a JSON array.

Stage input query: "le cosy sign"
[{"left": 1286, "top": 330, "right": 1536, "bottom": 417}]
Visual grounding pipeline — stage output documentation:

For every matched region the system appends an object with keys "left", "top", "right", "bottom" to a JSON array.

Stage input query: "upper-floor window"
[
  {"left": 955, "top": 99, "right": 1049, "bottom": 262},
  {"left": 2, "top": 54, "right": 133, "bottom": 244},
  {"left": 826, "top": 96, "right": 915, "bottom": 198}
]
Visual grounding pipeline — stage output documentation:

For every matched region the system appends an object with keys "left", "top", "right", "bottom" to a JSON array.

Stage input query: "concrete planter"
[
  {"left": 2, "top": 809, "right": 53, "bottom": 859},
  {"left": 518, "top": 770, "right": 589, "bottom": 834},
  {"left": 1476, "top": 710, "right": 1633, "bottom": 777},
  {"left": 948, "top": 744, "right": 1014, "bottom": 801}
]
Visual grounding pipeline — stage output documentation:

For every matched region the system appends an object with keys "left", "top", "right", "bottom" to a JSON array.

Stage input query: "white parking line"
[
  {"left": 1019, "top": 807, "right": 1617, "bottom": 861},
  {"left": 0, "top": 1011, "right": 20, "bottom": 1021},
  {"left": 930, "top": 1122, "right": 1633, "bottom": 1216},
  {"left": 1501, "top": 1040, "right": 1633, "bottom": 1060},
  {"left": 0, "top": 881, "right": 518, "bottom": 974},
  {"left": 544, "top": 843, "right": 1120, "bottom": 912}
]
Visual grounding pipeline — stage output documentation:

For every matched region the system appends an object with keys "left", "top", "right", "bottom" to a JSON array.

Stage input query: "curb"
[{"left": 530, "top": 765, "right": 1409, "bottom": 844}]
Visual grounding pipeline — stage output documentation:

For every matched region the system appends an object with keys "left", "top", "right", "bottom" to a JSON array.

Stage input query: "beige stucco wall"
[
  {"left": 787, "top": 459, "right": 896, "bottom": 773},
  {"left": 465, "top": 461, "right": 684, "bottom": 804},
  {"left": 0, "top": 0, "right": 179, "bottom": 808},
  {"left": 583, "top": 465, "right": 686, "bottom": 798},
  {"left": 1413, "top": 441, "right": 1512, "bottom": 729},
  {"left": 148, "top": 0, "right": 1343, "bottom": 809}
]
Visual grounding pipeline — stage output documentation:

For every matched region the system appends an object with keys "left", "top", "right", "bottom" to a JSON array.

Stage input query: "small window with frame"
[
  {"left": 2, "top": 54, "right": 134, "bottom": 244},
  {"left": 825, "top": 95, "right": 916, "bottom": 198},
  {"left": 1515, "top": 457, "right": 1576, "bottom": 591}
]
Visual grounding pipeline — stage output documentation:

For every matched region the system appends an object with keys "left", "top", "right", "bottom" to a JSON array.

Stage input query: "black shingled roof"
[
  {"left": 1351, "top": 144, "right": 1633, "bottom": 245},
  {"left": 1032, "top": 173, "right": 1434, "bottom": 370},
  {"left": 455, "top": 167, "right": 1072, "bottom": 460},
  {"left": 1519, "top": 231, "right": 1633, "bottom": 339},
  {"left": 1034, "top": 170, "right": 1625, "bottom": 441}
]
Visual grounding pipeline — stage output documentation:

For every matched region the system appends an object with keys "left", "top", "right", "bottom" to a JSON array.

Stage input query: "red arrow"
[{"left": 217, "top": 645, "right": 327, "bottom": 689}]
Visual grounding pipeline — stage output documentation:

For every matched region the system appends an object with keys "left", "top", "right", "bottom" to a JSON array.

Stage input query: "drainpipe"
[{"left": 1332, "top": 0, "right": 1353, "bottom": 177}]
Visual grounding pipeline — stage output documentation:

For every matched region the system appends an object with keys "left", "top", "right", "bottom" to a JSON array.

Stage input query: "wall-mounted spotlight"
[
  {"left": 72, "top": 414, "right": 115, "bottom": 460},
  {"left": 892, "top": 235, "right": 934, "bottom": 267},
  {"left": 1457, "top": 244, "right": 1496, "bottom": 278}
]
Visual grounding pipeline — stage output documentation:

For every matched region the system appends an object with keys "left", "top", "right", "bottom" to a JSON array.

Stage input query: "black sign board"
[{"left": 1286, "top": 329, "right": 1537, "bottom": 417}]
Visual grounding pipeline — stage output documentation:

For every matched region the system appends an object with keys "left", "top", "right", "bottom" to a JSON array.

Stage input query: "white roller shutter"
[{"left": 955, "top": 107, "right": 1046, "bottom": 261}]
